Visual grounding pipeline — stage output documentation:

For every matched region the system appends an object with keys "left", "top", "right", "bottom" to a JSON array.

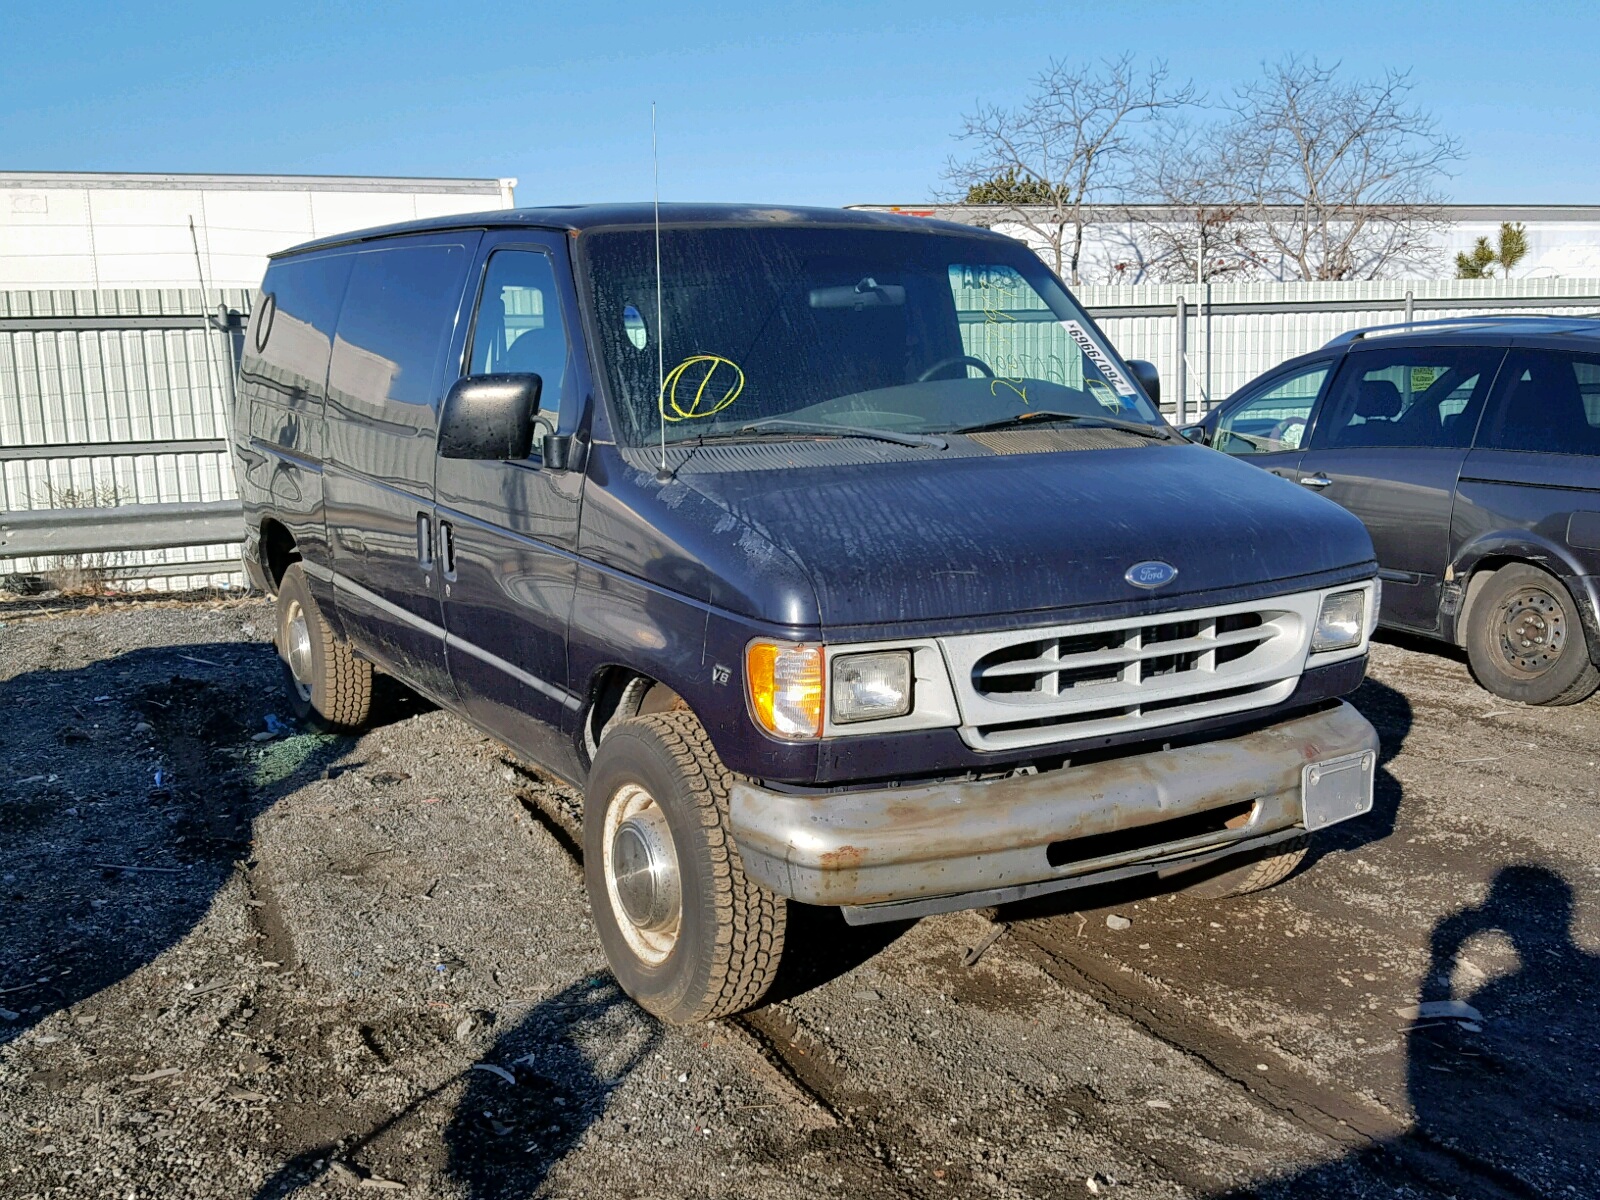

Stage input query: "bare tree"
[
  {"left": 1219, "top": 57, "right": 1461, "bottom": 280},
  {"left": 945, "top": 55, "right": 1197, "bottom": 284},
  {"left": 1124, "top": 120, "right": 1263, "bottom": 283}
]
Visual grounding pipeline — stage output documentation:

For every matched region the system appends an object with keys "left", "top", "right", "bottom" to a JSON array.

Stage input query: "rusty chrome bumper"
[{"left": 729, "top": 701, "right": 1378, "bottom": 923}]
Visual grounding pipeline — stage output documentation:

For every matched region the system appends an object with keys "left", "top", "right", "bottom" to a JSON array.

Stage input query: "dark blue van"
[{"left": 233, "top": 205, "right": 1380, "bottom": 1022}]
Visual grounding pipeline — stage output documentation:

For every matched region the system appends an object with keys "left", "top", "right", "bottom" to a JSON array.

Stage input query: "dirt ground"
[{"left": 2, "top": 593, "right": 1597, "bottom": 1199}]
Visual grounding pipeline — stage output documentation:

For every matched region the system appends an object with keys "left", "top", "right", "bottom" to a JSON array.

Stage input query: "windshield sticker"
[
  {"left": 1086, "top": 379, "right": 1123, "bottom": 412},
  {"left": 1060, "top": 320, "right": 1136, "bottom": 396},
  {"left": 660, "top": 354, "right": 745, "bottom": 422}
]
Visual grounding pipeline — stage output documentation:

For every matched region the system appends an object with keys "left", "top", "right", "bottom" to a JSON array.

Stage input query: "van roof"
[{"left": 272, "top": 202, "right": 999, "bottom": 258}]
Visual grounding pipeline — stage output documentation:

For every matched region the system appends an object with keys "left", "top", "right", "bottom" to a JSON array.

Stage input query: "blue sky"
[{"left": 2, "top": 0, "right": 1596, "bottom": 206}]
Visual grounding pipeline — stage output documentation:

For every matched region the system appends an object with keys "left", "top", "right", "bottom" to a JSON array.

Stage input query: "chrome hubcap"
[
  {"left": 1496, "top": 587, "right": 1566, "bottom": 675},
  {"left": 283, "top": 599, "right": 314, "bottom": 701},
  {"left": 602, "top": 783, "right": 681, "bottom": 964}
]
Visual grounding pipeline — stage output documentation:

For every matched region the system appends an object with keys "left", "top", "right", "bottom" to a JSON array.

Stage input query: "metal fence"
[
  {"left": 0, "top": 288, "right": 249, "bottom": 591},
  {"left": 1078, "top": 276, "right": 1600, "bottom": 423},
  {"left": 5, "top": 276, "right": 1600, "bottom": 591}
]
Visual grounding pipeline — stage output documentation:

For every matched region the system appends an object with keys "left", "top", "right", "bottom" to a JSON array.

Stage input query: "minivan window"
[
  {"left": 1309, "top": 347, "right": 1502, "bottom": 450},
  {"left": 1477, "top": 349, "right": 1600, "bottom": 456},
  {"left": 1216, "top": 363, "right": 1328, "bottom": 455},
  {"left": 580, "top": 227, "right": 1160, "bottom": 446},
  {"left": 328, "top": 242, "right": 469, "bottom": 414},
  {"left": 467, "top": 249, "right": 569, "bottom": 424}
]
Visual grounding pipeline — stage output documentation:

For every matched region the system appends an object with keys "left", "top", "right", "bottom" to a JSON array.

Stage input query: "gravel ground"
[{"left": 2, "top": 594, "right": 1596, "bottom": 1199}]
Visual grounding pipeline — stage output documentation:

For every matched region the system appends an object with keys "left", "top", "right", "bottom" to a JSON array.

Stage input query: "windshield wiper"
[
  {"left": 951, "top": 411, "right": 1176, "bottom": 441},
  {"left": 718, "top": 417, "right": 948, "bottom": 450}
]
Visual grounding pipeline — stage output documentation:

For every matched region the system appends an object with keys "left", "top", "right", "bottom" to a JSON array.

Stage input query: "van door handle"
[
  {"left": 1300, "top": 474, "right": 1333, "bottom": 489},
  {"left": 440, "top": 520, "right": 458, "bottom": 581},
  {"left": 416, "top": 512, "right": 434, "bottom": 570}
]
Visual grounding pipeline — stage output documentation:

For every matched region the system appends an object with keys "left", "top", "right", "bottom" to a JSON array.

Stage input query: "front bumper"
[{"left": 729, "top": 701, "right": 1378, "bottom": 921}]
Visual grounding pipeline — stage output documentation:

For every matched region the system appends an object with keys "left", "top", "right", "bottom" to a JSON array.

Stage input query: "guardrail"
[
  {"left": 0, "top": 497, "right": 243, "bottom": 561},
  {"left": 0, "top": 294, "right": 248, "bottom": 587}
]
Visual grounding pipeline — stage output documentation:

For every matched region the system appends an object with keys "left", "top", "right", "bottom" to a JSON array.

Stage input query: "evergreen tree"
[{"left": 1457, "top": 222, "right": 1529, "bottom": 278}]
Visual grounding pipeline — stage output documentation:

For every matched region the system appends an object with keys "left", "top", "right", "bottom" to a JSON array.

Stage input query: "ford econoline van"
[{"left": 233, "top": 205, "right": 1380, "bottom": 1023}]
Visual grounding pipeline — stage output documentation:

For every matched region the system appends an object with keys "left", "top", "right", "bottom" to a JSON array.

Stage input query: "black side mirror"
[
  {"left": 1127, "top": 359, "right": 1160, "bottom": 406},
  {"left": 439, "top": 374, "right": 542, "bottom": 460},
  {"left": 1178, "top": 423, "right": 1209, "bottom": 445}
]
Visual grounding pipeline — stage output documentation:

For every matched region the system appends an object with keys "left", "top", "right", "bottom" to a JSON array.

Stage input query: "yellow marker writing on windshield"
[{"left": 660, "top": 354, "right": 745, "bottom": 422}]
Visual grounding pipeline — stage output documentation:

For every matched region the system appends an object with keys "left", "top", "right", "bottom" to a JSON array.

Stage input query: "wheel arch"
[
  {"left": 579, "top": 665, "right": 689, "bottom": 766},
  {"left": 1455, "top": 549, "right": 1600, "bottom": 669},
  {"left": 1450, "top": 532, "right": 1594, "bottom": 645},
  {"left": 258, "top": 517, "right": 301, "bottom": 592}
]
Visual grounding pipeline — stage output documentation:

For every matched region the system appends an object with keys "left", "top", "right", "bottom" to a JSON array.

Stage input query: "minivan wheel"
[
  {"left": 1466, "top": 564, "right": 1600, "bottom": 706},
  {"left": 274, "top": 563, "right": 373, "bottom": 730},
  {"left": 1179, "top": 834, "right": 1310, "bottom": 899},
  {"left": 584, "top": 711, "right": 785, "bottom": 1023}
]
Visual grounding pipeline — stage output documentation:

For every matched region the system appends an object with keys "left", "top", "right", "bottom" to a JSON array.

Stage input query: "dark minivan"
[
  {"left": 1189, "top": 317, "right": 1600, "bottom": 706},
  {"left": 233, "top": 205, "right": 1380, "bottom": 1022}
]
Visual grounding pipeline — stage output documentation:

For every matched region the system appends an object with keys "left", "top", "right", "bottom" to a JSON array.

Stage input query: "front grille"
[{"left": 940, "top": 594, "right": 1320, "bottom": 751}]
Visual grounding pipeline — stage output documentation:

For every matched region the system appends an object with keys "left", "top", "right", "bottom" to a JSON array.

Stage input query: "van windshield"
[{"left": 580, "top": 225, "right": 1163, "bottom": 446}]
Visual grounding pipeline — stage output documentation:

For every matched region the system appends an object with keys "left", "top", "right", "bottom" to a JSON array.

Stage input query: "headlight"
[
  {"left": 831, "top": 650, "right": 913, "bottom": 724},
  {"left": 746, "top": 641, "right": 823, "bottom": 739},
  {"left": 1312, "top": 588, "right": 1368, "bottom": 653}
]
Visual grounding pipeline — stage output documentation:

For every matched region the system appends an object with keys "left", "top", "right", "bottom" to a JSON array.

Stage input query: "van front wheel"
[{"left": 584, "top": 711, "right": 785, "bottom": 1023}]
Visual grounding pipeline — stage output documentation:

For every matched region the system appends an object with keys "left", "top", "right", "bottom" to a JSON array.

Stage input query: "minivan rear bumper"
[{"left": 728, "top": 701, "right": 1378, "bottom": 921}]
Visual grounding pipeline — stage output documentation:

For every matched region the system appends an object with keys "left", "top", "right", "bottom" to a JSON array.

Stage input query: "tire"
[
  {"left": 584, "top": 711, "right": 785, "bottom": 1023},
  {"left": 1465, "top": 564, "right": 1600, "bottom": 706},
  {"left": 275, "top": 563, "right": 372, "bottom": 730},
  {"left": 1179, "top": 835, "right": 1311, "bottom": 900}
]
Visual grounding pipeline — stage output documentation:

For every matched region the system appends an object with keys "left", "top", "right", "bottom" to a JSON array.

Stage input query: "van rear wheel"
[
  {"left": 1466, "top": 564, "right": 1600, "bottom": 706},
  {"left": 275, "top": 563, "right": 372, "bottom": 730},
  {"left": 584, "top": 711, "right": 785, "bottom": 1023}
]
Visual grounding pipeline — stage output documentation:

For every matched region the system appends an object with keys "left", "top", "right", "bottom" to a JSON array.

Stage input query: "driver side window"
[{"left": 1216, "top": 363, "right": 1328, "bottom": 455}]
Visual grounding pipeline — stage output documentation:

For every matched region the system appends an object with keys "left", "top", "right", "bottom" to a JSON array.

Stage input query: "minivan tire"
[
  {"left": 275, "top": 563, "right": 373, "bottom": 730},
  {"left": 584, "top": 711, "right": 785, "bottom": 1023},
  {"left": 1180, "top": 834, "right": 1310, "bottom": 899},
  {"left": 1466, "top": 564, "right": 1600, "bottom": 706}
]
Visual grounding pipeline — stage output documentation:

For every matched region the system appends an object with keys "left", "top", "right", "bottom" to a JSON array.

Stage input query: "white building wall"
[{"left": 0, "top": 173, "right": 516, "bottom": 291}]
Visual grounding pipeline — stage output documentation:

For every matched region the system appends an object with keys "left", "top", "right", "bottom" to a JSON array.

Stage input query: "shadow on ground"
[
  {"left": 249, "top": 977, "right": 659, "bottom": 1198},
  {"left": 1212, "top": 863, "right": 1600, "bottom": 1198},
  {"left": 0, "top": 641, "right": 419, "bottom": 1046}
]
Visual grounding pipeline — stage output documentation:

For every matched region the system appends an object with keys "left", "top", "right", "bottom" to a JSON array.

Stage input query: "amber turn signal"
[{"left": 745, "top": 641, "right": 824, "bottom": 739}]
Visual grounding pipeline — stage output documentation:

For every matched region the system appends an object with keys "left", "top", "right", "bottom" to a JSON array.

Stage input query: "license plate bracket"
[{"left": 1302, "top": 750, "right": 1376, "bottom": 832}]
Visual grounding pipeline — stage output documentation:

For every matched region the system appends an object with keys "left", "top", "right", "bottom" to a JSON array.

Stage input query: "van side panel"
[
  {"left": 232, "top": 251, "right": 353, "bottom": 609},
  {"left": 321, "top": 234, "right": 479, "bottom": 701}
]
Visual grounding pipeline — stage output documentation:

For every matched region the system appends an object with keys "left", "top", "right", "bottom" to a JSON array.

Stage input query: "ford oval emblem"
[{"left": 1126, "top": 560, "right": 1178, "bottom": 590}]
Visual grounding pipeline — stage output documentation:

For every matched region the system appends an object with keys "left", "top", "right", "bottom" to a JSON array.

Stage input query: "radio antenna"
[{"left": 652, "top": 101, "right": 671, "bottom": 483}]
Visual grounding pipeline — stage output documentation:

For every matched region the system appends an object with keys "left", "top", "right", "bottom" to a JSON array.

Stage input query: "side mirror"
[
  {"left": 439, "top": 374, "right": 542, "bottom": 460},
  {"left": 1127, "top": 359, "right": 1160, "bottom": 406},
  {"left": 1178, "top": 423, "right": 1209, "bottom": 445}
]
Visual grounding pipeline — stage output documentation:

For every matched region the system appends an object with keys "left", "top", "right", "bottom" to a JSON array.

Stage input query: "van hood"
[{"left": 668, "top": 441, "right": 1376, "bottom": 629}]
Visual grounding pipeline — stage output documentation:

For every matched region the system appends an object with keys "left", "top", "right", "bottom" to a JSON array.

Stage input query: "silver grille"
[{"left": 940, "top": 594, "right": 1321, "bottom": 751}]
